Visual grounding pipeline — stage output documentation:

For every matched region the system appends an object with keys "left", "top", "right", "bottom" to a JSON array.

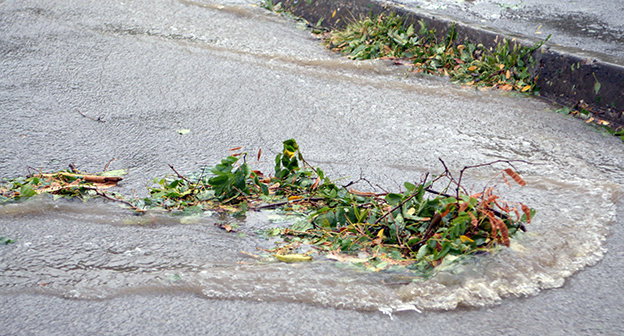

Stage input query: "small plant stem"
[
  {"left": 94, "top": 190, "right": 144, "bottom": 212},
  {"left": 372, "top": 188, "right": 421, "bottom": 226},
  {"left": 103, "top": 158, "right": 116, "bottom": 172},
  {"left": 168, "top": 164, "right": 192, "bottom": 185}
]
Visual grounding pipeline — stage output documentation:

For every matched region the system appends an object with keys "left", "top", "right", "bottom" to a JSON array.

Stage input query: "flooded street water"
[{"left": 1, "top": 0, "right": 623, "bottom": 333}]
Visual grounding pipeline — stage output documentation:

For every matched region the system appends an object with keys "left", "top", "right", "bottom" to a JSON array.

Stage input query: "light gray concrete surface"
[{"left": 395, "top": 0, "right": 624, "bottom": 62}]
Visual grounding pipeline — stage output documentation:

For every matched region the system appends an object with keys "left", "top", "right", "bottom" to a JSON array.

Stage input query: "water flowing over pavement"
[{"left": 0, "top": 0, "right": 623, "bottom": 334}]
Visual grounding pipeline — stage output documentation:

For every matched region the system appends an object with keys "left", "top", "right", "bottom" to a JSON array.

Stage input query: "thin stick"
[
  {"left": 168, "top": 164, "right": 192, "bottom": 185},
  {"left": 372, "top": 189, "right": 421, "bottom": 226},
  {"left": 251, "top": 197, "right": 326, "bottom": 211},
  {"left": 95, "top": 190, "right": 144, "bottom": 212},
  {"left": 456, "top": 159, "right": 535, "bottom": 197},
  {"left": 103, "top": 158, "right": 116, "bottom": 172}
]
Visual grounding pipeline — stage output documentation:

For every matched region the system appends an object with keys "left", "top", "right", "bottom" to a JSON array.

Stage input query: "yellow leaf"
[
  {"left": 377, "top": 228, "right": 385, "bottom": 238},
  {"left": 497, "top": 64, "right": 505, "bottom": 70},
  {"left": 468, "top": 65, "right": 477, "bottom": 71},
  {"left": 274, "top": 254, "right": 312, "bottom": 263},
  {"left": 288, "top": 195, "right": 303, "bottom": 201},
  {"left": 505, "top": 70, "right": 511, "bottom": 79},
  {"left": 460, "top": 235, "right": 474, "bottom": 243},
  {"left": 406, "top": 208, "right": 416, "bottom": 216},
  {"left": 585, "top": 117, "right": 595, "bottom": 123},
  {"left": 521, "top": 85, "right": 531, "bottom": 92},
  {"left": 283, "top": 149, "right": 295, "bottom": 158},
  {"left": 332, "top": 9, "right": 336, "bottom": 18}
]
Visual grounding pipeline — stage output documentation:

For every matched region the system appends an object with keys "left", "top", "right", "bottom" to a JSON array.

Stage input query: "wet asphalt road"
[{"left": 1, "top": 0, "right": 623, "bottom": 334}]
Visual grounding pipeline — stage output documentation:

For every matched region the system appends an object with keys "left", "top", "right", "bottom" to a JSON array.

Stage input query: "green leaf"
[
  {"left": 208, "top": 175, "right": 228, "bottom": 186},
  {"left": 406, "top": 24, "right": 414, "bottom": 37},
  {"left": 385, "top": 193, "right": 403, "bottom": 206},
  {"left": 314, "top": 212, "right": 335, "bottom": 228},
  {"left": 0, "top": 237, "right": 15, "bottom": 245},
  {"left": 19, "top": 183, "right": 37, "bottom": 199},
  {"left": 291, "top": 219, "right": 313, "bottom": 232},
  {"left": 415, "top": 244, "right": 429, "bottom": 259},
  {"left": 438, "top": 197, "right": 458, "bottom": 207},
  {"left": 177, "top": 129, "right": 191, "bottom": 135},
  {"left": 435, "top": 242, "right": 452, "bottom": 260},
  {"left": 260, "top": 183, "right": 269, "bottom": 196},
  {"left": 594, "top": 80, "right": 601, "bottom": 95},
  {"left": 404, "top": 181, "right": 416, "bottom": 192},
  {"left": 350, "top": 44, "right": 368, "bottom": 58}
]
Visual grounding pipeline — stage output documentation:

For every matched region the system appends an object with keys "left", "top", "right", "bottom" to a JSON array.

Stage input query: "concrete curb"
[{"left": 281, "top": 0, "right": 624, "bottom": 127}]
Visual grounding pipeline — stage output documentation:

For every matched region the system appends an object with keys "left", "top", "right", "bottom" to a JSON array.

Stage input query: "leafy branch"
[{"left": 0, "top": 139, "right": 535, "bottom": 275}]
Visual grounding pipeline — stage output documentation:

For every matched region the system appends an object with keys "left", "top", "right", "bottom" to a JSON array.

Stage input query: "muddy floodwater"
[{"left": 0, "top": 0, "right": 623, "bottom": 332}]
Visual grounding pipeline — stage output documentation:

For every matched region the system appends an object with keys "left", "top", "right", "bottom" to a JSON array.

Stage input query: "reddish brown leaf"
[
  {"left": 311, "top": 176, "right": 321, "bottom": 190},
  {"left": 504, "top": 168, "right": 526, "bottom": 186},
  {"left": 469, "top": 212, "right": 478, "bottom": 227},
  {"left": 521, "top": 204, "right": 532, "bottom": 223}
]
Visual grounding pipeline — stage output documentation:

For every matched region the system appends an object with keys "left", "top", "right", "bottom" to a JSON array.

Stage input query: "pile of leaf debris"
[{"left": 0, "top": 139, "right": 534, "bottom": 275}]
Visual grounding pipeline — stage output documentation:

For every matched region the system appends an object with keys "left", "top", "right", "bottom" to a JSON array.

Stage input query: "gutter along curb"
[{"left": 280, "top": 0, "right": 624, "bottom": 127}]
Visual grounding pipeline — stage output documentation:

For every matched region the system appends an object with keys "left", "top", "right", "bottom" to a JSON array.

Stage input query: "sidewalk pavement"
[{"left": 281, "top": 0, "right": 624, "bottom": 127}]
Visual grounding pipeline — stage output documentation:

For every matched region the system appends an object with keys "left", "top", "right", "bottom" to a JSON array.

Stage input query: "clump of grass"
[
  {"left": 326, "top": 13, "right": 549, "bottom": 92},
  {"left": 325, "top": 13, "right": 432, "bottom": 59}
]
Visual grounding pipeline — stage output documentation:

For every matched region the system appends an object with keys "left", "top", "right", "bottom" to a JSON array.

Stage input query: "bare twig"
[
  {"left": 167, "top": 164, "right": 192, "bottom": 185},
  {"left": 456, "top": 159, "right": 534, "bottom": 198},
  {"left": 252, "top": 200, "right": 290, "bottom": 210},
  {"left": 342, "top": 169, "right": 377, "bottom": 190},
  {"left": 372, "top": 189, "right": 421, "bottom": 226},
  {"left": 437, "top": 158, "right": 465, "bottom": 198},
  {"left": 103, "top": 158, "right": 116, "bottom": 172},
  {"left": 375, "top": 184, "right": 389, "bottom": 193},
  {"left": 191, "top": 167, "right": 210, "bottom": 190},
  {"left": 94, "top": 190, "right": 144, "bottom": 212},
  {"left": 409, "top": 213, "right": 442, "bottom": 249},
  {"left": 231, "top": 186, "right": 249, "bottom": 202},
  {"left": 251, "top": 197, "right": 326, "bottom": 211},
  {"left": 26, "top": 166, "right": 42, "bottom": 177}
]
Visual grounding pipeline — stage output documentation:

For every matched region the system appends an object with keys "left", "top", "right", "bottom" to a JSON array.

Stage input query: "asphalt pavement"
[
  {"left": 0, "top": 0, "right": 623, "bottom": 334},
  {"left": 282, "top": 0, "right": 624, "bottom": 126}
]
